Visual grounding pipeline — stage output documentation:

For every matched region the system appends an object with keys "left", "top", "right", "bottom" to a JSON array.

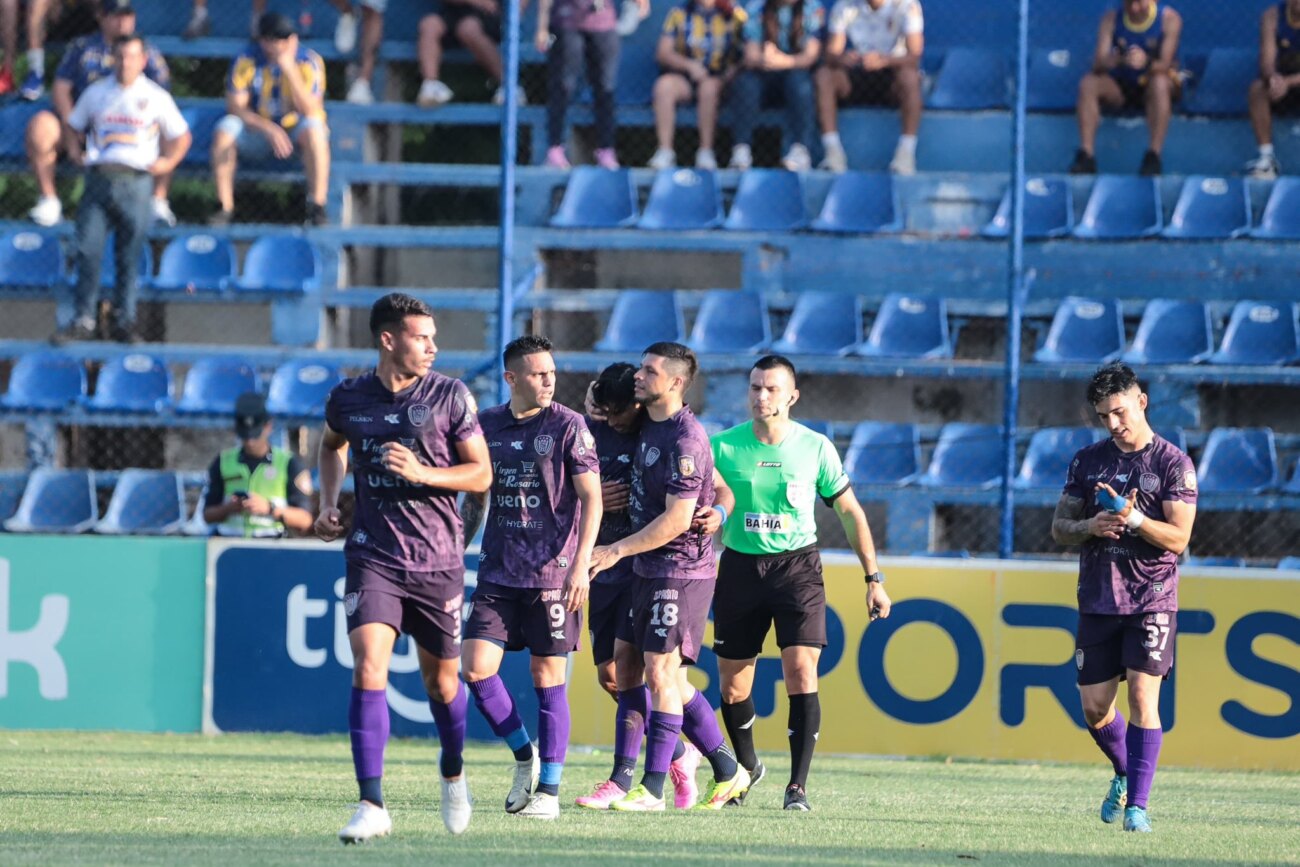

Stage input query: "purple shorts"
[
  {"left": 1076, "top": 610, "right": 1178, "bottom": 685},
  {"left": 464, "top": 579, "right": 581, "bottom": 656},
  {"left": 618, "top": 575, "right": 716, "bottom": 665},
  {"left": 588, "top": 576, "right": 637, "bottom": 665},
  {"left": 344, "top": 560, "right": 465, "bottom": 659}
]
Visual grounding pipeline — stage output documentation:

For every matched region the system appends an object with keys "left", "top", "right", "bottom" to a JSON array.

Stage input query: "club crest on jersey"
[
  {"left": 408, "top": 404, "right": 432, "bottom": 427},
  {"left": 534, "top": 435, "right": 555, "bottom": 456},
  {"left": 581, "top": 429, "right": 595, "bottom": 450},
  {"left": 1139, "top": 472, "right": 1159, "bottom": 494},
  {"left": 646, "top": 447, "right": 661, "bottom": 466},
  {"left": 1182, "top": 470, "right": 1197, "bottom": 491},
  {"left": 463, "top": 391, "right": 478, "bottom": 416},
  {"left": 678, "top": 455, "right": 695, "bottom": 477}
]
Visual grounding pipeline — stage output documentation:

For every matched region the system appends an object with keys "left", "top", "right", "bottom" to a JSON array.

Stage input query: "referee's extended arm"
[{"left": 832, "top": 487, "right": 891, "bottom": 619}]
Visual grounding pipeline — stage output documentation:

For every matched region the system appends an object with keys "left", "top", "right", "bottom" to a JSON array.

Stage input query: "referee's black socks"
[
  {"left": 720, "top": 698, "right": 759, "bottom": 772},
  {"left": 787, "top": 692, "right": 821, "bottom": 790}
]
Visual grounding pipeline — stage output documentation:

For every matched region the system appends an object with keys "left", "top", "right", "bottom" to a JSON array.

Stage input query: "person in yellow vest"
[{"left": 202, "top": 392, "right": 315, "bottom": 537}]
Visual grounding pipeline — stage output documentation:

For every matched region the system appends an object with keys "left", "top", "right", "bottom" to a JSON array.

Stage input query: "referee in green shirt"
[{"left": 709, "top": 354, "right": 891, "bottom": 812}]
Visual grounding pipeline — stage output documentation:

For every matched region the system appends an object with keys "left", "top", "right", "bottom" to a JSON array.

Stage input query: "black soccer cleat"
[
  {"left": 726, "top": 759, "right": 765, "bottom": 807},
  {"left": 783, "top": 783, "right": 811, "bottom": 811}
]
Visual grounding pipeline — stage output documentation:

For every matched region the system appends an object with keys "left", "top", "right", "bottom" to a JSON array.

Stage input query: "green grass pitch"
[{"left": 2, "top": 731, "right": 1297, "bottom": 865}]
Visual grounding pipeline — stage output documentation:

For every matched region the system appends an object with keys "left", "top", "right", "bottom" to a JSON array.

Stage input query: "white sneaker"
[
  {"left": 418, "top": 79, "right": 454, "bottom": 107},
  {"left": 505, "top": 752, "right": 539, "bottom": 814},
  {"left": 347, "top": 78, "right": 374, "bottom": 105},
  {"left": 335, "top": 11, "right": 357, "bottom": 53},
  {"left": 695, "top": 148, "right": 717, "bottom": 170},
  {"left": 648, "top": 147, "right": 676, "bottom": 170},
  {"left": 615, "top": 0, "right": 646, "bottom": 36},
  {"left": 441, "top": 775, "right": 472, "bottom": 835},
  {"left": 890, "top": 142, "right": 916, "bottom": 176},
  {"left": 819, "top": 143, "right": 848, "bottom": 173},
  {"left": 782, "top": 143, "right": 812, "bottom": 172},
  {"left": 729, "top": 143, "right": 753, "bottom": 170},
  {"left": 518, "top": 791, "right": 560, "bottom": 820},
  {"left": 1246, "top": 153, "right": 1281, "bottom": 179},
  {"left": 151, "top": 198, "right": 177, "bottom": 227},
  {"left": 29, "top": 195, "right": 62, "bottom": 227},
  {"left": 338, "top": 802, "right": 392, "bottom": 844},
  {"left": 491, "top": 84, "right": 526, "bottom": 106}
]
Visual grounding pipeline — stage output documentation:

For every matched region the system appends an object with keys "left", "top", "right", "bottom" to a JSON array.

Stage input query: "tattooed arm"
[{"left": 1052, "top": 493, "right": 1118, "bottom": 545}]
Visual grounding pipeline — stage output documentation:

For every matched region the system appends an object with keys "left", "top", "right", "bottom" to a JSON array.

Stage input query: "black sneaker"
[
  {"left": 50, "top": 320, "right": 96, "bottom": 345},
  {"left": 727, "top": 759, "right": 765, "bottom": 806},
  {"left": 208, "top": 209, "right": 233, "bottom": 228},
  {"left": 305, "top": 202, "right": 328, "bottom": 226},
  {"left": 1139, "top": 149, "right": 1162, "bottom": 176},
  {"left": 1068, "top": 148, "right": 1097, "bottom": 174},
  {"left": 108, "top": 321, "right": 143, "bottom": 344},
  {"left": 783, "top": 783, "right": 811, "bottom": 811}
]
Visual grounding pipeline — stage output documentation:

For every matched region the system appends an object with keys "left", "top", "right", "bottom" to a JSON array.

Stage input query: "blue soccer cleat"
[
  {"left": 1101, "top": 774, "right": 1126, "bottom": 824},
  {"left": 1123, "top": 805, "right": 1152, "bottom": 832}
]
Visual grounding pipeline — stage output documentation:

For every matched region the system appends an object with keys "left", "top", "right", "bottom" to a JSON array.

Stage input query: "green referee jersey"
[{"left": 711, "top": 420, "right": 852, "bottom": 555}]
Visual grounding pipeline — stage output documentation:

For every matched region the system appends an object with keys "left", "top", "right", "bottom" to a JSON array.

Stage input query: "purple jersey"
[
  {"left": 1063, "top": 434, "right": 1198, "bottom": 615},
  {"left": 478, "top": 402, "right": 600, "bottom": 589},
  {"left": 589, "top": 417, "right": 639, "bottom": 584},
  {"left": 550, "top": 0, "right": 618, "bottom": 32},
  {"left": 629, "top": 406, "right": 716, "bottom": 580},
  {"left": 324, "top": 370, "right": 482, "bottom": 572}
]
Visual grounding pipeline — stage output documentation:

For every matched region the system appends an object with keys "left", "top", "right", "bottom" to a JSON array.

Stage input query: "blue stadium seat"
[
  {"left": 637, "top": 169, "right": 723, "bottom": 230},
  {"left": 85, "top": 353, "right": 173, "bottom": 413},
  {"left": 3, "top": 468, "right": 97, "bottom": 533},
  {"left": 1014, "top": 427, "right": 1102, "bottom": 490},
  {"left": 266, "top": 360, "right": 341, "bottom": 418},
  {"left": 1072, "top": 176, "right": 1162, "bottom": 239},
  {"left": 1034, "top": 296, "right": 1124, "bottom": 363},
  {"left": 1197, "top": 427, "right": 1279, "bottom": 494},
  {"left": 982, "top": 176, "right": 1073, "bottom": 239},
  {"left": 0, "top": 102, "right": 42, "bottom": 160},
  {"left": 795, "top": 418, "right": 833, "bottom": 439},
  {"left": 810, "top": 172, "right": 902, "bottom": 234},
  {"left": 594, "top": 290, "right": 683, "bottom": 352},
  {"left": 1185, "top": 556, "right": 1247, "bottom": 568},
  {"left": 0, "top": 470, "right": 25, "bottom": 524},
  {"left": 1121, "top": 299, "right": 1214, "bottom": 364},
  {"left": 843, "top": 422, "right": 921, "bottom": 486},
  {"left": 926, "top": 48, "right": 1009, "bottom": 110},
  {"left": 1162, "top": 176, "right": 1251, "bottom": 239},
  {"left": 152, "top": 234, "right": 238, "bottom": 292},
  {"left": 94, "top": 469, "right": 186, "bottom": 535},
  {"left": 1208, "top": 301, "right": 1300, "bottom": 365},
  {"left": 236, "top": 235, "right": 321, "bottom": 293},
  {"left": 69, "top": 237, "right": 153, "bottom": 289},
  {"left": 1251, "top": 177, "right": 1300, "bottom": 239},
  {"left": 911, "top": 549, "right": 973, "bottom": 558},
  {"left": 0, "top": 352, "right": 86, "bottom": 411},
  {"left": 723, "top": 169, "right": 808, "bottom": 231},
  {"left": 855, "top": 294, "right": 952, "bottom": 359},
  {"left": 179, "top": 105, "right": 224, "bottom": 166},
  {"left": 771, "top": 291, "right": 861, "bottom": 355},
  {"left": 176, "top": 357, "right": 260, "bottom": 416},
  {"left": 1155, "top": 426, "right": 1188, "bottom": 452},
  {"left": 550, "top": 167, "right": 638, "bottom": 228},
  {"left": 1279, "top": 556, "right": 1300, "bottom": 570},
  {"left": 1183, "top": 48, "right": 1256, "bottom": 116},
  {"left": 687, "top": 290, "right": 769, "bottom": 353},
  {"left": 1285, "top": 457, "right": 1300, "bottom": 494},
  {"left": 917, "top": 423, "right": 1004, "bottom": 489},
  {"left": 1025, "top": 48, "right": 1087, "bottom": 112},
  {"left": 0, "top": 229, "right": 64, "bottom": 289}
]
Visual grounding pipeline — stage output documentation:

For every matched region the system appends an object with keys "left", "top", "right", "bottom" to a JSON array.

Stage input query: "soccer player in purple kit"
[
  {"left": 1051, "top": 363, "right": 1197, "bottom": 833},
  {"left": 459, "top": 336, "right": 603, "bottom": 821},
  {"left": 315, "top": 293, "right": 492, "bottom": 842},
  {"left": 590, "top": 342, "right": 750, "bottom": 812}
]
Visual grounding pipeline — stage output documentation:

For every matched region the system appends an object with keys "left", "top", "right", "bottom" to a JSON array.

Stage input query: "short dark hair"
[
  {"left": 503, "top": 335, "right": 553, "bottom": 369},
  {"left": 643, "top": 341, "right": 698, "bottom": 387},
  {"left": 752, "top": 354, "right": 797, "bottom": 381},
  {"left": 1086, "top": 362, "right": 1141, "bottom": 406},
  {"left": 369, "top": 292, "right": 433, "bottom": 344},
  {"left": 112, "top": 33, "right": 144, "bottom": 53},
  {"left": 592, "top": 362, "right": 637, "bottom": 413}
]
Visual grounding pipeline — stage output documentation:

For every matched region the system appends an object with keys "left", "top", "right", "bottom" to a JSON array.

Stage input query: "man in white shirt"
[
  {"left": 54, "top": 33, "right": 191, "bottom": 344},
  {"left": 815, "top": 0, "right": 923, "bottom": 174}
]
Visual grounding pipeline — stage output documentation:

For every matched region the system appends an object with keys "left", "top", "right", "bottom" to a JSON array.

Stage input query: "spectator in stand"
[
  {"left": 1069, "top": 0, "right": 1183, "bottom": 177},
  {"left": 647, "top": 0, "right": 748, "bottom": 170},
  {"left": 9, "top": 0, "right": 98, "bottom": 99},
  {"left": 25, "top": 0, "right": 175, "bottom": 228},
  {"left": 1246, "top": 0, "right": 1300, "bottom": 178},
  {"left": 0, "top": 0, "right": 19, "bottom": 94},
  {"left": 210, "top": 12, "right": 331, "bottom": 227},
  {"left": 732, "top": 0, "right": 825, "bottom": 172},
  {"left": 203, "top": 393, "right": 315, "bottom": 538},
  {"left": 815, "top": 0, "right": 923, "bottom": 175},
  {"left": 536, "top": 0, "right": 624, "bottom": 169},
  {"left": 185, "top": 1, "right": 360, "bottom": 58},
  {"left": 416, "top": 0, "right": 516, "bottom": 107}
]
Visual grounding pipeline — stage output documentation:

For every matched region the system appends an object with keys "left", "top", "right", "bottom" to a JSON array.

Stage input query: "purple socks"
[
  {"left": 641, "top": 712, "right": 683, "bottom": 799},
  {"left": 348, "top": 687, "right": 388, "bottom": 805},
  {"left": 681, "top": 690, "right": 737, "bottom": 781},
  {"left": 536, "top": 684, "right": 570, "bottom": 796},
  {"left": 614, "top": 687, "right": 650, "bottom": 762},
  {"left": 467, "top": 674, "right": 533, "bottom": 761},
  {"left": 429, "top": 683, "right": 468, "bottom": 779},
  {"left": 1126, "top": 724, "right": 1163, "bottom": 809},
  {"left": 1088, "top": 709, "right": 1128, "bottom": 777}
]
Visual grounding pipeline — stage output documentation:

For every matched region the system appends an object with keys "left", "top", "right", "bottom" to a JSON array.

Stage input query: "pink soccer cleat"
[
  {"left": 669, "top": 742, "right": 701, "bottom": 809},
  {"left": 575, "top": 779, "right": 627, "bottom": 811}
]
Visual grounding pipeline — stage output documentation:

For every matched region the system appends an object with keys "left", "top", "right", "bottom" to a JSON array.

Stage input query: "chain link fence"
[{"left": 0, "top": 0, "right": 1297, "bottom": 566}]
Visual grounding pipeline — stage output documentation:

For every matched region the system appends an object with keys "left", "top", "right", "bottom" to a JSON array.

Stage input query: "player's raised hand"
[
  {"left": 1089, "top": 483, "right": 1129, "bottom": 539},
  {"left": 866, "top": 582, "right": 891, "bottom": 621},
  {"left": 380, "top": 441, "right": 427, "bottom": 485},
  {"left": 588, "top": 544, "right": 622, "bottom": 579},
  {"left": 584, "top": 380, "right": 605, "bottom": 420},
  {"left": 601, "top": 480, "right": 630, "bottom": 512},
  {"left": 563, "top": 556, "right": 591, "bottom": 612},
  {"left": 314, "top": 506, "right": 344, "bottom": 541}
]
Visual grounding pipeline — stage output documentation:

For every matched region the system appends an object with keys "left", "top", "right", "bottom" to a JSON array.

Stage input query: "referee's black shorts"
[{"left": 712, "top": 543, "right": 826, "bottom": 660}]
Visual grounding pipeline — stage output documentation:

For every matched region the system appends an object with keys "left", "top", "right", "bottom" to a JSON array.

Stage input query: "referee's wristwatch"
[{"left": 865, "top": 571, "right": 885, "bottom": 585}]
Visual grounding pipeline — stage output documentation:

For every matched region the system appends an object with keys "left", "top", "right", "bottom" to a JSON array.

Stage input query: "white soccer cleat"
[
  {"left": 338, "top": 802, "right": 392, "bottom": 844},
  {"left": 335, "top": 11, "right": 358, "bottom": 53},
  {"left": 441, "top": 775, "right": 472, "bottom": 835},
  {"left": 517, "top": 791, "right": 560, "bottom": 820},
  {"left": 419, "top": 79, "right": 455, "bottom": 107},
  {"left": 347, "top": 78, "right": 375, "bottom": 105},
  {"left": 29, "top": 195, "right": 62, "bottom": 227},
  {"left": 505, "top": 753, "right": 539, "bottom": 813}
]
